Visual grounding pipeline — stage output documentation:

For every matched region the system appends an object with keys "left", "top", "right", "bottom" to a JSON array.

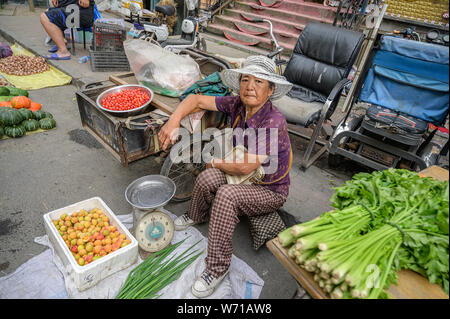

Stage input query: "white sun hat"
[{"left": 220, "top": 55, "right": 293, "bottom": 100}]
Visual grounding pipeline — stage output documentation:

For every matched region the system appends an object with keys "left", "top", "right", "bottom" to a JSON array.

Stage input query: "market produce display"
[
  {"left": 33, "top": 110, "right": 52, "bottom": 120},
  {"left": 17, "top": 108, "right": 33, "bottom": 120},
  {"left": 101, "top": 88, "right": 151, "bottom": 111},
  {"left": 0, "top": 55, "right": 50, "bottom": 76},
  {"left": 0, "top": 87, "right": 9, "bottom": 96},
  {"left": 4, "top": 124, "right": 26, "bottom": 138},
  {"left": 11, "top": 96, "right": 31, "bottom": 109},
  {"left": 0, "top": 87, "right": 55, "bottom": 138},
  {"left": 278, "top": 169, "right": 449, "bottom": 299},
  {"left": 22, "top": 118, "right": 39, "bottom": 132},
  {"left": 116, "top": 237, "right": 202, "bottom": 299},
  {"left": 52, "top": 208, "right": 132, "bottom": 266},
  {"left": 0, "top": 108, "right": 23, "bottom": 126},
  {"left": 39, "top": 117, "right": 57, "bottom": 130},
  {"left": 0, "top": 78, "right": 11, "bottom": 87}
]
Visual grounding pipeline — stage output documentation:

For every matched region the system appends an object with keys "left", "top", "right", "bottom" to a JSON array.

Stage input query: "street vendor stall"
[
  {"left": 75, "top": 48, "right": 232, "bottom": 200},
  {"left": 267, "top": 166, "right": 449, "bottom": 299}
]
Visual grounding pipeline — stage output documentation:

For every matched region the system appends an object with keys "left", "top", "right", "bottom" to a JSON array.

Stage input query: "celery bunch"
[{"left": 278, "top": 169, "right": 449, "bottom": 299}]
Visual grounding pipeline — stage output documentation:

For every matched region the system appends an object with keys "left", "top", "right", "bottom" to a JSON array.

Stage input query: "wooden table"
[{"left": 267, "top": 166, "right": 449, "bottom": 299}]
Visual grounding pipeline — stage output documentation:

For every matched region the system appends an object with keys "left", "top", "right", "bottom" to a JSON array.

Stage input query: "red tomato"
[{"left": 101, "top": 88, "right": 150, "bottom": 111}]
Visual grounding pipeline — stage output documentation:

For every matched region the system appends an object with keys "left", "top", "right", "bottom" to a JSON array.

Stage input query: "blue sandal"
[
  {"left": 48, "top": 44, "right": 71, "bottom": 53},
  {"left": 45, "top": 52, "right": 71, "bottom": 60}
]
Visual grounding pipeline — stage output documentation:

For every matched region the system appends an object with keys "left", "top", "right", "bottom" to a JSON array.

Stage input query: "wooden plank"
[
  {"left": 418, "top": 166, "right": 449, "bottom": 182},
  {"left": 387, "top": 270, "right": 449, "bottom": 299},
  {"left": 267, "top": 235, "right": 449, "bottom": 299},
  {"left": 267, "top": 166, "right": 449, "bottom": 299},
  {"left": 266, "top": 238, "right": 327, "bottom": 299}
]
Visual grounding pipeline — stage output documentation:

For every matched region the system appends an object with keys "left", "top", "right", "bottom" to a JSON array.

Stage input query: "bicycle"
[
  {"left": 246, "top": 18, "right": 288, "bottom": 75},
  {"left": 333, "top": 0, "right": 383, "bottom": 30}
]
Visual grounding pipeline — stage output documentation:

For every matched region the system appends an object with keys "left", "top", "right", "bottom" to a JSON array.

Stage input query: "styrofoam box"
[{"left": 43, "top": 197, "right": 138, "bottom": 291}]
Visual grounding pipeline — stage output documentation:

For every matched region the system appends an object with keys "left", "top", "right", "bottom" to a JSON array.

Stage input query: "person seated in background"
[{"left": 40, "top": 0, "right": 94, "bottom": 60}]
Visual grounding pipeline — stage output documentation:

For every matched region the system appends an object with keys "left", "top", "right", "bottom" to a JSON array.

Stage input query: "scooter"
[
  {"left": 126, "top": 3, "right": 174, "bottom": 43},
  {"left": 126, "top": 0, "right": 207, "bottom": 53}
]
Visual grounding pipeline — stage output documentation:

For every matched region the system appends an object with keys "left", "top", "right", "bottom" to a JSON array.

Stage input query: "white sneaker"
[
  {"left": 174, "top": 213, "right": 196, "bottom": 231},
  {"left": 192, "top": 269, "right": 229, "bottom": 298}
]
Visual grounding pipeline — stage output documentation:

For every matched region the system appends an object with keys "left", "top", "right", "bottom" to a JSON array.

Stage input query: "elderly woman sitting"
[{"left": 158, "top": 55, "right": 293, "bottom": 298}]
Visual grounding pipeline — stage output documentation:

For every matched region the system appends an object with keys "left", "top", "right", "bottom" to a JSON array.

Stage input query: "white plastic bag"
[{"left": 124, "top": 39, "right": 202, "bottom": 97}]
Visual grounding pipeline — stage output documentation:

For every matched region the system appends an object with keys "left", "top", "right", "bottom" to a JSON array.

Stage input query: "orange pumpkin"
[
  {"left": 29, "top": 101, "right": 42, "bottom": 112},
  {"left": 11, "top": 96, "right": 31, "bottom": 109},
  {"left": 0, "top": 101, "right": 11, "bottom": 107}
]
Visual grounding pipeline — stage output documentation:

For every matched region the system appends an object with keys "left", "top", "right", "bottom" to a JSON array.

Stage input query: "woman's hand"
[
  {"left": 78, "top": 0, "right": 90, "bottom": 8},
  {"left": 158, "top": 95, "right": 218, "bottom": 151},
  {"left": 158, "top": 118, "right": 180, "bottom": 151},
  {"left": 52, "top": 0, "right": 58, "bottom": 7}
]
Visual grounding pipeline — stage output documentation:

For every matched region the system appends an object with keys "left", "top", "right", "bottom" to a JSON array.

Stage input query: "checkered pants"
[{"left": 187, "top": 168, "right": 286, "bottom": 277}]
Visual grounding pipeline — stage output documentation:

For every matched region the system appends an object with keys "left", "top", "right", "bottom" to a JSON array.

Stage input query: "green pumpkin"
[
  {"left": 22, "top": 118, "right": 40, "bottom": 132},
  {"left": 5, "top": 124, "right": 26, "bottom": 138},
  {"left": 33, "top": 110, "right": 46, "bottom": 120},
  {"left": 0, "top": 108, "right": 24, "bottom": 126},
  {"left": 18, "top": 108, "right": 33, "bottom": 120},
  {"left": 39, "top": 117, "right": 56, "bottom": 130},
  {"left": 0, "top": 126, "right": 4, "bottom": 138},
  {"left": 43, "top": 111, "right": 53, "bottom": 119}
]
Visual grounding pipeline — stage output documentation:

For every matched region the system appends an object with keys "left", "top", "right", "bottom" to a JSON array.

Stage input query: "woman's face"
[{"left": 239, "top": 74, "right": 274, "bottom": 109}]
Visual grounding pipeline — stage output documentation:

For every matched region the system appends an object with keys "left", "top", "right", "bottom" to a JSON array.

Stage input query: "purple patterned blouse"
[{"left": 215, "top": 95, "right": 291, "bottom": 197}]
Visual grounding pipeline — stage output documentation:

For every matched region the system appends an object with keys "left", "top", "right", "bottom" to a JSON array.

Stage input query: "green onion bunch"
[{"left": 116, "top": 237, "right": 203, "bottom": 299}]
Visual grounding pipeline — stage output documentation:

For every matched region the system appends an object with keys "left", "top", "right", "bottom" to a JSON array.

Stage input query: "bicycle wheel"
[{"left": 160, "top": 139, "right": 206, "bottom": 202}]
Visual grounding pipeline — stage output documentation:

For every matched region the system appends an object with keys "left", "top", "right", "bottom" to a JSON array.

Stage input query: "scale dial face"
[{"left": 135, "top": 211, "right": 174, "bottom": 253}]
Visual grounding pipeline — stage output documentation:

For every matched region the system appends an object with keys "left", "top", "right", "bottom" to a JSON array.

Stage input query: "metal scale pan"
[{"left": 125, "top": 175, "right": 176, "bottom": 256}]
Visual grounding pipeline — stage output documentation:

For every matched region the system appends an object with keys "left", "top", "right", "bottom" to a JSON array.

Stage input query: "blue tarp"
[{"left": 360, "top": 36, "right": 449, "bottom": 125}]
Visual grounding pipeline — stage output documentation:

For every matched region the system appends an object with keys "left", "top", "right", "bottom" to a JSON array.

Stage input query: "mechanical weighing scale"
[{"left": 125, "top": 175, "right": 176, "bottom": 259}]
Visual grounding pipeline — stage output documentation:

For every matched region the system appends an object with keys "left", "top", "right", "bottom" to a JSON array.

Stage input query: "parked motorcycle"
[{"left": 126, "top": 0, "right": 208, "bottom": 53}]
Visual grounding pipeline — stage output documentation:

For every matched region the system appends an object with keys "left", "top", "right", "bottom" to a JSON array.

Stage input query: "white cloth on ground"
[{"left": 0, "top": 211, "right": 264, "bottom": 299}]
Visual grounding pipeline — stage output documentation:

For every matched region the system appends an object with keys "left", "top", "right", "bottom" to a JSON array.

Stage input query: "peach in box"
[{"left": 43, "top": 197, "right": 138, "bottom": 291}]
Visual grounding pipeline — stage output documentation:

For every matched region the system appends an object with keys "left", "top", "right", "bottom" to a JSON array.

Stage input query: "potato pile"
[{"left": 0, "top": 55, "right": 50, "bottom": 76}]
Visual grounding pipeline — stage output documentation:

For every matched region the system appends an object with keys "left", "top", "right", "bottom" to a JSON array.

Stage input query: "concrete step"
[
  {"left": 206, "top": 0, "right": 338, "bottom": 58},
  {"left": 245, "top": 0, "right": 337, "bottom": 20},
  {"left": 233, "top": 1, "right": 335, "bottom": 26},
  {"left": 206, "top": 23, "right": 295, "bottom": 54},
  {"left": 212, "top": 14, "right": 301, "bottom": 47},
  {"left": 218, "top": 8, "right": 306, "bottom": 35}
]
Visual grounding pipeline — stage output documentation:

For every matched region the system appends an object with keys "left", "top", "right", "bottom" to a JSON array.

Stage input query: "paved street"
[{"left": 0, "top": 4, "right": 364, "bottom": 299}]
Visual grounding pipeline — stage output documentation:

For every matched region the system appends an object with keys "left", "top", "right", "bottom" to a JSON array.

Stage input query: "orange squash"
[
  {"left": 0, "top": 101, "right": 11, "bottom": 107},
  {"left": 11, "top": 96, "right": 31, "bottom": 109},
  {"left": 29, "top": 101, "right": 42, "bottom": 112}
]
